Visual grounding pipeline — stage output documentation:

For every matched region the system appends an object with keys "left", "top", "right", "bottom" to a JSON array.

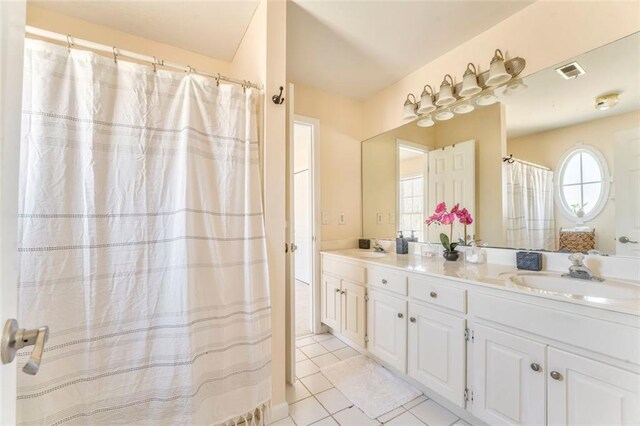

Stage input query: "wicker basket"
[{"left": 559, "top": 229, "right": 595, "bottom": 253}]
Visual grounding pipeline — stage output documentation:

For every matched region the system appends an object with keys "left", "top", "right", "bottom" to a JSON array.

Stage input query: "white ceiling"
[
  {"left": 29, "top": 0, "right": 260, "bottom": 61},
  {"left": 503, "top": 32, "right": 640, "bottom": 138},
  {"left": 287, "top": 0, "right": 532, "bottom": 99}
]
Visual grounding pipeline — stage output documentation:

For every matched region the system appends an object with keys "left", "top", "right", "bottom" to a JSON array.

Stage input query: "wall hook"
[{"left": 272, "top": 86, "right": 285, "bottom": 104}]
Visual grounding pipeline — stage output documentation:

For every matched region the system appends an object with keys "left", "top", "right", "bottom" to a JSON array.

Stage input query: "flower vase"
[{"left": 443, "top": 250, "right": 460, "bottom": 261}]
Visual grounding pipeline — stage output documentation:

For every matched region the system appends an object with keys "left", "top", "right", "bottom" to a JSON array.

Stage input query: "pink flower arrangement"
[{"left": 425, "top": 202, "right": 474, "bottom": 251}]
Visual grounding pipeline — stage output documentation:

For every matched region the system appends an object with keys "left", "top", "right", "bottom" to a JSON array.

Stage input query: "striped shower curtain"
[{"left": 17, "top": 39, "right": 271, "bottom": 425}]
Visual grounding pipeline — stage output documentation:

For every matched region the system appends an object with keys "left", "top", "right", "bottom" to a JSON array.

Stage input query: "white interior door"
[
  {"left": 614, "top": 128, "right": 640, "bottom": 256},
  {"left": 293, "top": 122, "right": 312, "bottom": 284},
  {"left": 427, "top": 140, "right": 476, "bottom": 243},
  {"left": 0, "top": 1, "right": 25, "bottom": 423}
]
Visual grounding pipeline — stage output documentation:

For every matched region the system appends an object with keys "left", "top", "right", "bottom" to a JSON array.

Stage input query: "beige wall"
[
  {"left": 509, "top": 110, "right": 640, "bottom": 254},
  {"left": 362, "top": 1, "right": 640, "bottom": 140},
  {"left": 362, "top": 125, "right": 434, "bottom": 239},
  {"left": 433, "top": 103, "right": 506, "bottom": 246},
  {"left": 293, "top": 83, "right": 365, "bottom": 249},
  {"left": 28, "top": 1, "right": 290, "bottom": 412}
]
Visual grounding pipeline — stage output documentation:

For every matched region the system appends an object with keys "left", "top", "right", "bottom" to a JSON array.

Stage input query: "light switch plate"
[
  {"left": 389, "top": 213, "right": 396, "bottom": 224},
  {"left": 338, "top": 212, "right": 346, "bottom": 225},
  {"left": 376, "top": 212, "right": 384, "bottom": 224},
  {"left": 322, "top": 211, "right": 329, "bottom": 225}
]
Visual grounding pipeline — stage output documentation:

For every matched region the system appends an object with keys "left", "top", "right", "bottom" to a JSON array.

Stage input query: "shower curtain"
[
  {"left": 505, "top": 160, "right": 555, "bottom": 250},
  {"left": 17, "top": 39, "right": 271, "bottom": 425}
]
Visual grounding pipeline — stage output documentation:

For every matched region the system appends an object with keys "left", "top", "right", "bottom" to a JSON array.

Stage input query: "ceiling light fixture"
[
  {"left": 486, "top": 49, "right": 512, "bottom": 86},
  {"left": 435, "top": 108, "right": 454, "bottom": 121},
  {"left": 459, "top": 63, "right": 482, "bottom": 97},
  {"left": 417, "top": 85, "right": 436, "bottom": 115},
  {"left": 595, "top": 93, "right": 620, "bottom": 110},
  {"left": 435, "top": 75, "right": 456, "bottom": 106},
  {"left": 502, "top": 79, "right": 528, "bottom": 96},
  {"left": 402, "top": 93, "right": 418, "bottom": 120},
  {"left": 476, "top": 92, "right": 498, "bottom": 106},
  {"left": 453, "top": 101, "right": 475, "bottom": 114}
]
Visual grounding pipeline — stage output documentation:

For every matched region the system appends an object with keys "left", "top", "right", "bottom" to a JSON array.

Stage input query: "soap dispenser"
[{"left": 396, "top": 230, "right": 409, "bottom": 254}]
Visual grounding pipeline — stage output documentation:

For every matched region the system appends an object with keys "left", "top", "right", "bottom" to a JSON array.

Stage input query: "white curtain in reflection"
[{"left": 505, "top": 161, "right": 555, "bottom": 250}]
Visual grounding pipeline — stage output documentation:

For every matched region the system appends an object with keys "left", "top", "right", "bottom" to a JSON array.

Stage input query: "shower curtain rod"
[
  {"left": 25, "top": 26, "right": 263, "bottom": 90},
  {"left": 503, "top": 154, "right": 551, "bottom": 171}
]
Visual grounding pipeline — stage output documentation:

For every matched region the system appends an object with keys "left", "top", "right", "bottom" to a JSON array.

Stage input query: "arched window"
[{"left": 555, "top": 144, "right": 609, "bottom": 221}]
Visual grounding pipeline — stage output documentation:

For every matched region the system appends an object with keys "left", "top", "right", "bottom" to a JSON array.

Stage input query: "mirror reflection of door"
[
  {"left": 614, "top": 128, "right": 640, "bottom": 257},
  {"left": 293, "top": 121, "right": 313, "bottom": 336}
]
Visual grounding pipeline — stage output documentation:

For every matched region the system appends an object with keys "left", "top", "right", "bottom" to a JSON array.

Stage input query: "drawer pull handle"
[
  {"left": 530, "top": 363, "right": 541, "bottom": 372},
  {"left": 397, "top": 313, "right": 404, "bottom": 319},
  {"left": 409, "top": 317, "right": 416, "bottom": 323},
  {"left": 550, "top": 371, "right": 562, "bottom": 381},
  {"left": 430, "top": 291, "right": 438, "bottom": 298},
  {"left": 381, "top": 279, "right": 388, "bottom": 284}
]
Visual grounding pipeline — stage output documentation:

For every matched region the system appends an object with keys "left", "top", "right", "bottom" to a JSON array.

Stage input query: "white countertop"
[{"left": 322, "top": 249, "right": 640, "bottom": 316}]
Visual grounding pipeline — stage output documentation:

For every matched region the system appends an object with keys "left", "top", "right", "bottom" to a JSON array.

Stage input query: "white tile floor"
[{"left": 272, "top": 333, "right": 469, "bottom": 426}]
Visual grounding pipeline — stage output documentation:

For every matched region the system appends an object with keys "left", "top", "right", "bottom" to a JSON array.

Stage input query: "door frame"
[
  {"left": 0, "top": 0, "right": 26, "bottom": 422},
  {"left": 286, "top": 106, "right": 321, "bottom": 383}
]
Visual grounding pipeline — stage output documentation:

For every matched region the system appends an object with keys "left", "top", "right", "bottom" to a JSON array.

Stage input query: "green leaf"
[
  {"left": 450, "top": 242, "right": 459, "bottom": 252},
  {"left": 439, "top": 233, "right": 449, "bottom": 249}
]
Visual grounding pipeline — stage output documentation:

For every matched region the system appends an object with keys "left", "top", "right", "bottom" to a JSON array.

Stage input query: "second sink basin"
[{"left": 501, "top": 272, "right": 640, "bottom": 300}]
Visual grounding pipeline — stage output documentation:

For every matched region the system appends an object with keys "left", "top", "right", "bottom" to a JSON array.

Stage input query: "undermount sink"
[{"left": 501, "top": 272, "right": 640, "bottom": 300}]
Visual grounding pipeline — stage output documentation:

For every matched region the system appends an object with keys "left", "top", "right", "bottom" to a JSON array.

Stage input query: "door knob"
[
  {"left": 290, "top": 243, "right": 298, "bottom": 252},
  {"left": 530, "top": 363, "right": 541, "bottom": 372},
  {"left": 1, "top": 319, "right": 49, "bottom": 375},
  {"left": 619, "top": 236, "right": 638, "bottom": 244},
  {"left": 550, "top": 370, "right": 562, "bottom": 380}
]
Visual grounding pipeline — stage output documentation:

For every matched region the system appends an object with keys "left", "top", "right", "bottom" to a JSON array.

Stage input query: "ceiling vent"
[{"left": 556, "top": 61, "right": 586, "bottom": 80}]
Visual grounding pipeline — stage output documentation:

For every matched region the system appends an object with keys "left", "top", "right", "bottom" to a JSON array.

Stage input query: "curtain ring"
[
  {"left": 112, "top": 47, "right": 118, "bottom": 64},
  {"left": 152, "top": 56, "right": 157, "bottom": 73},
  {"left": 186, "top": 65, "right": 193, "bottom": 74},
  {"left": 66, "top": 35, "right": 73, "bottom": 53},
  {"left": 216, "top": 73, "right": 221, "bottom": 87}
]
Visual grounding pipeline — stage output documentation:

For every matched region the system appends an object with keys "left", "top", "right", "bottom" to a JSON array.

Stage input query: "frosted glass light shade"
[{"left": 486, "top": 49, "right": 512, "bottom": 86}]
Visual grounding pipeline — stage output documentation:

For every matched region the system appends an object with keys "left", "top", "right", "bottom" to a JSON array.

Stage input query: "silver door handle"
[
  {"left": 1, "top": 319, "right": 49, "bottom": 375},
  {"left": 619, "top": 236, "right": 638, "bottom": 244},
  {"left": 290, "top": 243, "right": 298, "bottom": 252}
]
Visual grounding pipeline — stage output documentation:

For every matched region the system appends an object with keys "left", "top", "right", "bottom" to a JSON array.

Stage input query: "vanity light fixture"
[
  {"left": 402, "top": 93, "right": 418, "bottom": 120},
  {"left": 595, "top": 93, "right": 620, "bottom": 110},
  {"left": 486, "top": 49, "right": 512, "bottom": 86},
  {"left": 459, "top": 63, "right": 482, "bottom": 97},
  {"left": 476, "top": 91, "right": 498, "bottom": 106},
  {"left": 435, "top": 75, "right": 456, "bottom": 106},
  {"left": 502, "top": 79, "right": 528, "bottom": 96},
  {"left": 417, "top": 85, "right": 436, "bottom": 115},
  {"left": 453, "top": 101, "right": 475, "bottom": 114},
  {"left": 417, "top": 115, "right": 435, "bottom": 127},
  {"left": 434, "top": 108, "right": 454, "bottom": 121}
]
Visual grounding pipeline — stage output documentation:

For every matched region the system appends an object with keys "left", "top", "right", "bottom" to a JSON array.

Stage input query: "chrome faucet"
[
  {"left": 562, "top": 253, "right": 604, "bottom": 282},
  {"left": 373, "top": 240, "right": 385, "bottom": 253}
]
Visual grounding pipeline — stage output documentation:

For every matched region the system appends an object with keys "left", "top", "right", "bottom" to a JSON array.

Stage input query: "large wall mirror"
[{"left": 362, "top": 32, "right": 639, "bottom": 257}]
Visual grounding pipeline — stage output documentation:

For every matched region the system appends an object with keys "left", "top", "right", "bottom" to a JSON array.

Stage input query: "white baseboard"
[{"left": 266, "top": 401, "right": 289, "bottom": 424}]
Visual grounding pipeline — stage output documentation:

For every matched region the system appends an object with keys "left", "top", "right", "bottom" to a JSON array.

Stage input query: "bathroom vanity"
[{"left": 320, "top": 250, "right": 640, "bottom": 426}]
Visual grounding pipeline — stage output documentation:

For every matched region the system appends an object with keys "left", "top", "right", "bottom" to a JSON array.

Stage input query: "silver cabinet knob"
[
  {"left": 550, "top": 371, "right": 562, "bottom": 380},
  {"left": 1, "top": 319, "right": 49, "bottom": 375},
  {"left": 619, "top": 236, "right": 638, "bottom": 244},
  {"left": 397, "top": 313, "right": 404, "bottom": 319},
  {"left": 430, "top": 291, "right": 438, "bottom": 298},
  {"left": 381, "top": 279, "right": 388, "bottom": 284},
  {"left": 409, "top": 317, "right": 416, "bottom": 323},
  {"left": 530, "top": 363, "right": 541, "bottom": 372},
  {"left": 341, "top": 290, "right": 346, "bottom": 295}
]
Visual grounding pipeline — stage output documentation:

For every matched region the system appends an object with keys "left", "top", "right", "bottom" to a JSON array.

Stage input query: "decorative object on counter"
[
  {"left": 396, "top": 230, "right": 409, "bottom": 254},
  {"left": 516, "top": 251, "right": 543, "bottom": 271},
  {"left": 358, "top": 239, "right": 371, "bottom": 250},
  {"left": 465, "top": 241, "right": 488, "bottom": 264},
  {"left": 559, "top": 227, "right": 596, "bottom": 253},
  {"left": 425, "top": 202, "right": 474, "bottom": 261}
]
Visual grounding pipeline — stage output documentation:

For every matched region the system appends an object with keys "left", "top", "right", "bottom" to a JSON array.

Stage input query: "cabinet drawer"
[
  {"left": 322, "top": 257, "right": 366, "bottom": 284},
  {"left": 409, "top": 276, "right": 466, "bottom": 313},
  {"left": 368, "top": 267, "right": 408, "bottom": 296}
]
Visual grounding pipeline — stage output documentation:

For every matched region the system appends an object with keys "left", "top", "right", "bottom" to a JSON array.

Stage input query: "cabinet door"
[
  {"left": 408, "top": 302, "right": 466, "bottom": 407},
  {"left": 547, "top": 348, "right": 640, "bottom": 426},
  {"left": 367, "top": 290, "right": 407, "bottom": 372},
  {"left": 340, "top": 280, "right": 366, "bottom": 347},
  {"left": 472, "top": 324, "right": 546, "bottom": 426},
  {"left": 321, "top": 275, "right": 341, "bottom": 330}
]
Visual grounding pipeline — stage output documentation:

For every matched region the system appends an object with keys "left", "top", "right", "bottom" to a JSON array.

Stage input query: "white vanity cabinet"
[
  {"left": 367, "top": 289, "right": 407, "bottom": 372},
  {"left": 320, "top": 252, "right": 640, "bottom": 426},
  {"left": 408, "top": 301, "right": 466, "bottom": 407}
]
